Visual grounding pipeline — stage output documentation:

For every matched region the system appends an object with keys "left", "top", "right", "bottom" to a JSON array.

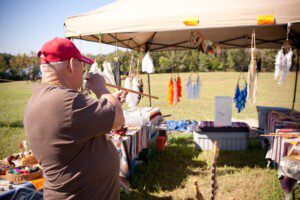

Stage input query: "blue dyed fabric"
[{"left": 165, "top": 120, "right": 198, "bottom": 132}]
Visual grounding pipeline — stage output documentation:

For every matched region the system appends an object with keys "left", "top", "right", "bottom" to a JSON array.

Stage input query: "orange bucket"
[{"left": 156, "top": 136, "right": 167, "bottom": 152}]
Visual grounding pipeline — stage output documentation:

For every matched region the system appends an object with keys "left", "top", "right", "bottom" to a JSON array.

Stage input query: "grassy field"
[{"left": 0, "top": 72, "right": 299, "bottom": 199}]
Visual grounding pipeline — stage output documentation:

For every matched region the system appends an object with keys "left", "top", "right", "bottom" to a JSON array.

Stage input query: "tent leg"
[
  {"left": 292, "top": 49, "right": 299, "bottom": 110},
  {"left": 147, "top": 73, "right": 152, "bottom": 107}
]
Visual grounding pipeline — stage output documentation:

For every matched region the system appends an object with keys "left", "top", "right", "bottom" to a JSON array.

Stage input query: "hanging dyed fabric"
[
  {"left": 125, "top": 75, "right": 143, "bottom": 108},
  {"left": 186, "top": 73, "right": 201, "bottom": 100},
  {"left": 274, "top": 42, "right": 293, "bottom": 84},
  {"left": 167, "top": 78, "right": 174, "bottom": 106},
  {"left": 173, "top": 77, "right": 178, "bottom": 105},
  {"left": 233, "top": 73, "right": 248, "bottom": 113},
  {"left": 114, "top": 57, "right": 121, "bottom": 86},
  {"left": 102, "top": 61, "right": 117, "bottom": 86},
  {"left": 176, "top": 76, "right": 182, "bottom": 102},
  {"left": 247, "top": 32, "right": 258, "bottom": 104},
  {"left": 125, "top": 53, "right": 143, "bottom": 108}
]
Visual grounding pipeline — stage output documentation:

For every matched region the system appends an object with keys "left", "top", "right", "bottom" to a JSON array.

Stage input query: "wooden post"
[
  {"left": 292, "top": 49, "right": 299, "bottom": 110},
  {"left": 211, "top": 141, "right": 219, "bottom": 200},
  {"left": 194, "top": 181, "right": 204, "bottom": 200}
]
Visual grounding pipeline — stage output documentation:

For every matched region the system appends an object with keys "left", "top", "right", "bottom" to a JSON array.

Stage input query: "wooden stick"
[
  {"left": 105, "top": 83, "right": 159, "bottom": 99},
  {"left": 194, "top": 181, "right": 204, "bottom": 200},
  {"left": 260, "top": 133, "right": 300, "bottom": 138}
]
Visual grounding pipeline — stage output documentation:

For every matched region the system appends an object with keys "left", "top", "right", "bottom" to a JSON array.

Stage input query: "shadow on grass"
[
  {"left": 121, "top": 136, "right": 205, "bottom": 199},
  {"left": 0, "top": 120, "right": 24, "bottom": 128},
  {"left": 217, "top": 138, "right": 267, "bottom": 168}
]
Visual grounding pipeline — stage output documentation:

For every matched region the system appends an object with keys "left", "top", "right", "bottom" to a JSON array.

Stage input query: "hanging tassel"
[
  {"left": 247, "top": 32, "right": 258, "bottom": 104},
  {"left": 167, "top": 78, "right": 174, "bottom": 106}
]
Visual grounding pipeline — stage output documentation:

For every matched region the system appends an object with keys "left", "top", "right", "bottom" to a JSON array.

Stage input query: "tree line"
[{"left": 0, "top": 49, "right": 297, "bottom": 80}]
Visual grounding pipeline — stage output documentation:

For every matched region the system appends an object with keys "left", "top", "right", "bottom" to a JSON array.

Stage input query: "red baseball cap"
[{"left": 37, "top": 37, "right": 94, "bottom": 65}]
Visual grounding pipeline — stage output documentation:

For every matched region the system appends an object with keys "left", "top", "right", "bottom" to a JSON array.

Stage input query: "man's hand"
[
  {"left": 112, "top": 90, "right": 128, "bottom": 105},
  {"left": 85, "top": 73, "right": 109, "bottom": 97}
]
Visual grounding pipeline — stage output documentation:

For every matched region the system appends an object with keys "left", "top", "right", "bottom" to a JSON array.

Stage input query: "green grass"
[
  {"left": 0, "top": 72, "right": 299, "bottom": 199},
  {"left": 121, "top": 134, "right": 284, "bottom": 199}
]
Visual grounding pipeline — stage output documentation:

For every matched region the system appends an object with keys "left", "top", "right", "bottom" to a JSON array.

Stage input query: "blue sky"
[{"left": 0, "top": 0, "right": 118, "bottom": 55}]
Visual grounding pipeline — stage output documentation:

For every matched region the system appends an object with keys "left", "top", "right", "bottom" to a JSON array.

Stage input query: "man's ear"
[{"left": 69, "top": 58, "right": 76, "bottom": 74}]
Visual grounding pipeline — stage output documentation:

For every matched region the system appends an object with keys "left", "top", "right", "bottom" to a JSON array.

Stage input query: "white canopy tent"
[
  {"left": 64, "top": 0, "right": 300, "bottom": 51},
  {"left": 64, "top": 0, "right": 300, "bottom": 109}
]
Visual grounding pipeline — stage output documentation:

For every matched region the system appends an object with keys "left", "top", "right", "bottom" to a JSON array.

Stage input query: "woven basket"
[
  {"left": 20, "top": 154, "right": 38, "bottom": 165},
  {"left": 0, "top": 166, "right": 9, "bottom": 175},
  {"left": 0, "top": 161, "right": 10, "bottom": 175},
  {"left": 6, "top": 167, "right": 42, "bottom": 183}
]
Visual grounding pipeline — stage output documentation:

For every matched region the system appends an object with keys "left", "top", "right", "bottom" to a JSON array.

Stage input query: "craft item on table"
[
  {"left": 7, "top": 155, "right": 20, "bottom": 166},
  {"left": 265, "top": 128, "right": 300, "bottom": 167},
  {"left": 124, "top": 110, "right": 145, "bottom": 127},
  {"left": 125, "top": 107, "right": 163, "bottom": 127},
  {"left": 125, "top": 75, "right": 143, "bottom": 108},
  {"left": 165, "top": 120, "right": 198, "bottom": 132},
  {"left": 247, "top": 32, "right": 258, "bottom": 104},
  {"left": 142, "top": 51, "right": 155, "bottom": 74},
  {"left": 186, "top": 73, "right": 201, "bottom": 100},
  {"left": 114, "top": 57, "right": 121, "bottom": 86},
  {"left": 214, "top": 96, "right": 232, "bottom": 127},
  {"left": 18, "top": 143, "right": 24, "bottom": 157},
  {"left": 22, "top": 140, "right": 28, "bottom": 153},
  {"left": 265, "top": 111, "right": 300, "bottom": 135},
  {"left": 167, "top": 78, "right": 174, "bottom": 106},
  {"left": 19, "top": 152, "right": 38, "bottom": 166},
  {"left": 274, "top": 42, "right": 293, "bottom": 85},
  {"left": 111, "top": 126, "right": 128, "bottom": 137},
  {"left": 233, "top": 73, "right": 247, "bottom": 113},
  {"left": 278, "top": 154, "right": 300, "bottom": 198}
]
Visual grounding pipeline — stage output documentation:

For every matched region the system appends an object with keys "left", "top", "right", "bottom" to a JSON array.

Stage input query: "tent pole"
[
  {"left": 148, "top": 73, "right": 152, "bottom": 107},
  {"left": 292, "top": 49, "right": 299, "bottom": 110}
]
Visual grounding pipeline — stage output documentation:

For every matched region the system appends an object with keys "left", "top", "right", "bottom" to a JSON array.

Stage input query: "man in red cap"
[{"left": 24, "top": 37, "right": 126, "bottom": 199}]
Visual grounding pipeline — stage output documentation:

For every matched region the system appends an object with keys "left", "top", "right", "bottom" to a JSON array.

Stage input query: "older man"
[{"left": 24, "top": 37, "right": 125, "bottom": 200}]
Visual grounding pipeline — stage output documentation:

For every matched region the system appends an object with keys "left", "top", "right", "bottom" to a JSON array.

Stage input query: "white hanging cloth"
[{"left": 142, "top": 51, "right": 155, "bottom": 73}]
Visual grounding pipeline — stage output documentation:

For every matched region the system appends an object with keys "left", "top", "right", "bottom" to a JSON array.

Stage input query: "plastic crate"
[
  {"left": 193, "top": 130, "right": 249, "bottom": 151},
  {"left": 256, "top": 106, "right": 291, "bottom": 130}
]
